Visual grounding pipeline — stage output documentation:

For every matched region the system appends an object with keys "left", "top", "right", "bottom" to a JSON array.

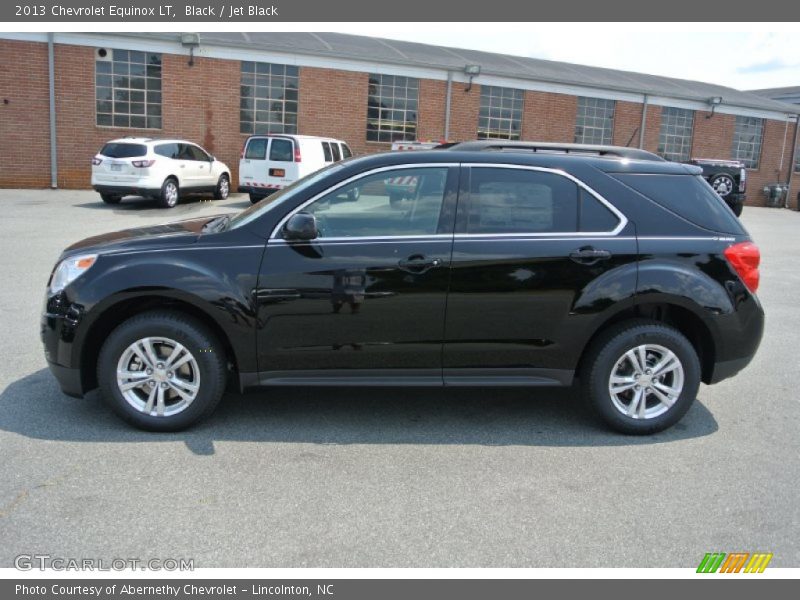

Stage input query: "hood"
[{"left": 62, "top": 215, "right": 221, "bottom": 257}]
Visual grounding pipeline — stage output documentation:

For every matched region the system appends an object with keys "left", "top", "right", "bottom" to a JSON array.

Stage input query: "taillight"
[
  {"left": 294, "top": 144, "right": 302, "bottom": 163},
  {"left": 724, "top": 241, "right": 760, "bottom": 293},
  {"left": 91, "top": 157, "right": 102, "bottom": 166},
  {"left": 739, "top": 168, "right": 746, "bottom": 192},
  {"left": 131, "top": 159, "right": 155, "bottom": 168}
]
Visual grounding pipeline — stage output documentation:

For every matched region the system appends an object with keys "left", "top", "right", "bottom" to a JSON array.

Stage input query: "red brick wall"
[
  {"left": 2, "top": 37, "right": 798, "bottom": 210},
  {"left": 298, "top": 66, "right": 369, "bottom": 154},
  {"left": 52, "top": 44, "right": 242, "bottom": 189},
  {"left": 522, "top": 91, "right": 578, "bottom": 142},
  {"left": 0, "top": 40, "right": 52, "bottom": 188}
]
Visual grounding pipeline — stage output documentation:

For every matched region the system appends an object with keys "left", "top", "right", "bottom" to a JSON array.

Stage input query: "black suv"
[
  {"left": 42, "top": 141, "right": 764, "bottom": 434},
  {"left": 685, "top": 158, "right": 747, "bottom": 216}
]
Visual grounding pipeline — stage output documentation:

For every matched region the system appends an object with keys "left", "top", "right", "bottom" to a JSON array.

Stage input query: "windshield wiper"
[{"left": 201, "top": 214, "right": 231, "bottom": 233}]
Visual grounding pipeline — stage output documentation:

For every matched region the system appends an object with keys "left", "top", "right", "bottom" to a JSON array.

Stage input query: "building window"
[
  {"left": 478, "top": 85, "right": 524, "bottom": 140},
  {"left": 574, "top": 97, "right": 615, "bottom": 145},
  {"left": 96, "top": 50, "right": 162, "bottom": 129},
  {"left": 657, "top": 107, "right": 695, "bottom": 162},
  {"left": 795, "top": 144, "right": 800, "bottom": 172},
  {"left": 732, "top": 116, "right": 764, "bottom": 169},
  {"left": 240, "top": 62, "right": 299, "bottom": 135},
  {"left": 367, "top": 74, "right": 418, "bottom": 142}
]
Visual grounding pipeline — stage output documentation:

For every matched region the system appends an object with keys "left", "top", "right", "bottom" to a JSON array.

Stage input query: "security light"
[
  {"left": 181, "top": 33, "right": 201, "bottom": 67},
  {"left": 706, "top": 96, "right": 723, "bottom": 119},
  {"left": 464, "top": 64, "right": 481, "bottom": 92}
]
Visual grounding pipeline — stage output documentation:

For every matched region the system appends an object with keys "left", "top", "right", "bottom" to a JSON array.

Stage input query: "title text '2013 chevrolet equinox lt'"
[{"left": 42, "top": 142, "right": 764, "bottom": 434}]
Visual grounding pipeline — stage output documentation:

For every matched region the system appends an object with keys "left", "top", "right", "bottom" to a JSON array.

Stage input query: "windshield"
[{"left": 228, "top": 162, "right": 347, "bottom": 230}]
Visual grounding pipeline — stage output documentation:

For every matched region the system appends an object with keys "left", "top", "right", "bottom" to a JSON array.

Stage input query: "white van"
[{"left": 239, "top": 135, "right": 353, "bottom": 203}]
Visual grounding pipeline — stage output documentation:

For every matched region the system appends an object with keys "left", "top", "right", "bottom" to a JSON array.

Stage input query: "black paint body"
[{"left": 41, "top": 150, "right": 764, "bottom": 397}]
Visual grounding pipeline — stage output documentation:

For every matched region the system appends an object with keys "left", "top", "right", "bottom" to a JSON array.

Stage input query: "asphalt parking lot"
[{"left": 0, "top": 188, "right": 798, "bottom": 568}]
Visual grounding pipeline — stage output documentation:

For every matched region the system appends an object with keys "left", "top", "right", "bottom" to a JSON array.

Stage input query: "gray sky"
[{"left": 331, "top": 25, "right": 800, "bottom": 91}]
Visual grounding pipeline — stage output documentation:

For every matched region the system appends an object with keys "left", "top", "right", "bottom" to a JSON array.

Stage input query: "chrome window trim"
[
  {"left": 269, "top": 163, "right": 459, "bottom": 239},
  {"left": 268, "top": 162, "right": 628, "bottom": 241},
  {"left": 463, "top": 163, "right": 627, "bottom": 237}
]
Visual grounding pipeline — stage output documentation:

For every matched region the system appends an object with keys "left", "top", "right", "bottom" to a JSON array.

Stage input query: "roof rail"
[{"left": 446, "top": 141, "right": 665, "bottom": 162}]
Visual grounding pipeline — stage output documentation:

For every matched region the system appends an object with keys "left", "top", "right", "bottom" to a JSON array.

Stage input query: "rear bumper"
[
  {"left": 93, "top": 184, "right": 161, "bottom": 198},
  {"left": 708, "top": 356, "right": 754, "bottom": 385}
]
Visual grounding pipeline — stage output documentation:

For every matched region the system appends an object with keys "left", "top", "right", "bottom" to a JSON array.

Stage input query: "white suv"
[{"left": 91, "top": 138, "right": 231, "bottom": 208}]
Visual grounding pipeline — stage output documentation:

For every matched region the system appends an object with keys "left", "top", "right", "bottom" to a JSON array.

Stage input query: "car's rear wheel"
[
  {"left": 581, "top": 320, "right": 700, "bottom": 434},
  {"left": 214, "top": 174, "right": 230, "bottom": 200},
  {"left": 100, "top": 193, "right": 121, "bottom": 204},
  {"left": 249, "top": 193, "right": 262, "bottom": 204},
  {"left": 97, "top": 311, "right": 227, "bottom": 431},
  {"left": 159, "top": 177, "right": 180, "bottom": 208}
]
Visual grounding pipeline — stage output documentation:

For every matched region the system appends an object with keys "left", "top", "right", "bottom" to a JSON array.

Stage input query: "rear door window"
[
  {"left": 465, "top": 168, "right": 579, "bottom": 234},
  {"left": 613, "top": 174, "right": 746, "bottom": 234},
  {"left": 331, "top": 143, "right": 342, "bottom": 162},
  {"left": 99, "top": 143, "right": 147, "bottom": 158},
  {"left": 321, "top": 142, "right": 333, "bottom": 162},
  {"left": 245, "top": 138, "right": 268, "bottom": 160},
  {"left": 269, "top": 138, "right": 294, "bottom": 162},
  {"left": 579, "top": 189, "right": 620, "bottom": 232},
  {"left": 154, "top": 143, "right": 180, "bottom": 159}
]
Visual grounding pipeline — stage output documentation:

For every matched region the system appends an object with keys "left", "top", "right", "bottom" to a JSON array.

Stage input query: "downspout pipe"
[
  {"left": 444, "top": 71, "right": 452, "bottom": 140},
  {"left": 48, "top": 32, "right": 57, "bottom": 189},
  {"left": 639, "top": 94, "right": 648, "bottom": 149},
  {"left": 786, "top": 114, "right": 799, "bottom": 210}
]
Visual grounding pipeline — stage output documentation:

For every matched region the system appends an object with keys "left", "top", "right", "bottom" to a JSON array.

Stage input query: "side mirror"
[{"left": 283, "top": 212, "right": 318, "bottom": 241}]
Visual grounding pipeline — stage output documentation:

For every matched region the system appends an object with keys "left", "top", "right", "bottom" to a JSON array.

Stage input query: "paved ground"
[{"left": 0, "top": 189, "right": 798, "bottom": 568}]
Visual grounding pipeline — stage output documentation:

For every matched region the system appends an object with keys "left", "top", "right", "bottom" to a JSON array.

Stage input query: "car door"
[
  {"left": 240, "top": 137, "right": 268, "bottom": 189},
  {"left": 186, "top": 144, "right": 215, "bottom": 187},
  {"left": 443, "top": 164, "right": 638, "bottom": 385},
  {"left": 175, "top": 143, "right": 202, "bottom": 188},
  {"left": 254, "top": 164, "right": 459, "bottom": 383}
]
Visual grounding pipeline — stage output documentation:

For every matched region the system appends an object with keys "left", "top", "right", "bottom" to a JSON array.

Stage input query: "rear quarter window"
[
  {"left": 613, "top": 174, "right": 746, "bottom": 235},
  {"left": 100, "top": 143, "right": 147, "bottom": 158}
]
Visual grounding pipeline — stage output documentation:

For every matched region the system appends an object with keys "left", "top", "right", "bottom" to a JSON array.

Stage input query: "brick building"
[{"left": 1, "top": 31, "right": 798, "bottom": 207}]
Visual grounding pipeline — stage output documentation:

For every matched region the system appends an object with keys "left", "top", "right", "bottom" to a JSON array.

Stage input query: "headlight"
[{"left": 49, "top": 254, "right": 97, "bottom": 294}]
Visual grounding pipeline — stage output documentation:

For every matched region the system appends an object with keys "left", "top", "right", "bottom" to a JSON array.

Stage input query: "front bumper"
[{"left": 41, "top": 294, "right": 87, "bottom": 398}]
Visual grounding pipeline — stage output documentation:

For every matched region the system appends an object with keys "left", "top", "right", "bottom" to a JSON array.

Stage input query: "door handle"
[
  {"left": 398, "top": 254, "right": 441, "bottom": 273},
  {"left": 569, "top": 246, "right": 612, "bottom": 265}
]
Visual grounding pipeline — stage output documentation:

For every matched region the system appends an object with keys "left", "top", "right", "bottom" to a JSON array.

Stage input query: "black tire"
[
  {"left": 580, "top": 320, "right": 701, "bottom": 435},
  {"left": 100, "top": 193, "right": 121, "bottom": 204},
  {"left": 97, "top": 311, "right": 227, "bottom": 431},
  {"left": 389, "top": 192, "right": 403, "bottom": 207},
  {"left": 731, "top": 201, "right": 743, "bottom": 217},
  {"left": 213, "top": 174, "right": 230, "bottom": 200},
  {"left": 249, "top": 192, "right": 263, "bottom": 204},
  {"left": 159, "top": 177, "right": 180, "bottom": 208},
  {"left": 709, "top": 173, "right": 735, "bottom": 198},
  {"left": 347, "top": 187, "right": 361, "bottom": 202}
]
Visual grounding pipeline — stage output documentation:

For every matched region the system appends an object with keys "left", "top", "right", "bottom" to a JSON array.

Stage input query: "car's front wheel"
[
  {"left": 214, "top": 174, "right": 230, "bottom": 200},
  {"left": 581, "top": 320, "right": 701, "bottom": 434},
  {"left": 97, "top": 311, "right": 227, "bottom": 431},
  {"left": 159, "top": 177, "right": 180, "bottom": 208}
]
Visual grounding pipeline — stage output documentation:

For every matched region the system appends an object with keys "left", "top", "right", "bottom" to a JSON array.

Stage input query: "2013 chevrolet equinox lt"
[{"left": 41, "top": 141, "right": 764, "bottom": 434}]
